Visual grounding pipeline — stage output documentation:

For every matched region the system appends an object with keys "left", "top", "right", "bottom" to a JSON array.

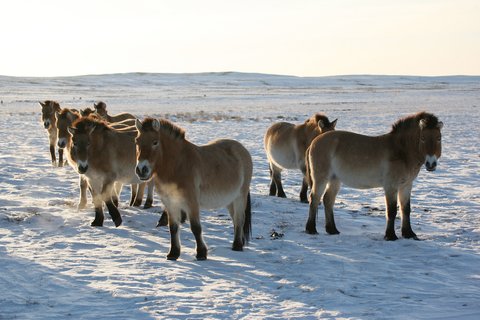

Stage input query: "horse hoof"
[
  {"left": 305, "top": 227, "right": 318, "bottom": 235},
  {"left": 113, "top": 219, "right": 122, "bottom": 227},
  {"left": 232, "top": 242, "right": 244, "bottom": 251},
  {"left": 384, "top": 233, "right": 399, "bottom": 241},
  {"left": 326, "top": 226, "right": 340, "bottom": 235},
  {"left": 91, "top": 220, "right": 103, "bottom": 227},
  {"left": 132, "top": 200, "right": 142, "bottom": 207},
  {"left": 143, "top": 201, "right": 153, "bottom": 209},
  {"left": 156, "top": 212, "right": 168, "bottom": 227},
  {"left": 196, "top": 255, "right": 207, "bottom": 261},
  {"left": 166, "top": 255, "right": 178, "bottom": 261}
]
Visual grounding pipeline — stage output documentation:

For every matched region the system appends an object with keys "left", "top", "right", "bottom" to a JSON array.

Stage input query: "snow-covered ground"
[{"left": 0, "top": 73, "right": 479, "bottom": 319}]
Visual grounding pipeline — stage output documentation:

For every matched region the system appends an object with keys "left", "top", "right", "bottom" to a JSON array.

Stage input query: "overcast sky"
[{"left": 1, "top": 0, "right": 479, "bottom": 77}]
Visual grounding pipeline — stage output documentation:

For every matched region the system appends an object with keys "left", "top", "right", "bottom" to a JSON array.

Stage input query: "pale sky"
[{"left": 1, "top": 0, "right": 479, "bottom": 77}]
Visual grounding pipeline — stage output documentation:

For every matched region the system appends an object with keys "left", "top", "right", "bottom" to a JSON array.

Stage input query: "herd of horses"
[{"left": 40, "top": 100, "right": 443, "bottom": 260}]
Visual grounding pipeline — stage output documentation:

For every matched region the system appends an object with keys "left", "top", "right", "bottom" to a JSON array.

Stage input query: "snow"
[{"left": 0, "top": 72, "right": 479, "bottom": 319}]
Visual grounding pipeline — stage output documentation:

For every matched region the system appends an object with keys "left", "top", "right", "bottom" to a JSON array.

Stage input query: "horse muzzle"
[
  {"left": 425, "top": 155, "right": 437, "bottom": 172},
  {"left": 77, "top": 161, "right": 89, "bottom": 174},
  {"left": 57, "top": 139, "right": 66, "bottom": 149},
  {"left": 43, "top": 121, "right": 51, "bottom": 129},
  {"left": 136, "top": 162, "right": 152, "bottom": 181}
]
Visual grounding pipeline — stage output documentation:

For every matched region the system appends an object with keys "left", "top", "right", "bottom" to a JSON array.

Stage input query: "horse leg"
[
  {"left": 306, "top": 180, "right": 327, "bottom": 234},
  {"left": 166, "top": 209, "right": 182, "bottom": 260},
  {"left": 268, "top": 165, "right": 277, "bottom": 196},
  {"left": 188, "top": 203, "right": 208, "bottom": 260},
  {"left": 299, "top": 165, "right": 309, "bottom": 203},
  {"left": 58, "top": 148, "right": 64, "bottom": 167},
  {"left": 228, "top": 195, "right": 248, "bottom": 251},
  {"left": 384, "top": 188, "right": 399, "bottom": 240},
  {"left": 77, "top": 175, "right": 88, "bottom": 210},
  {"left": 323, "top": 178, "right": 341, "bottom": 235},
  {"left": 90, "top": 188, "right": 104, "bottom": 227},
  {"left": 103, "top": 182, "right": 122, "bottom": 227},
  {"left": 143, "top": 180, "right": 154, "bottom": 209},
  {"left": 49, "top": 144, "right": 56, "bottom": 165},
  {"left": 112, "top": 183, "right": 122, "bottom": 207},
  {"left": 271, "top": 165, "right": 286, "bottom": 198},
  {"left": 399, "top": 183, "right": 418, "bottom": 240},
  {"left": 133, "top": 183, "right": 145, "bottom": 207}
]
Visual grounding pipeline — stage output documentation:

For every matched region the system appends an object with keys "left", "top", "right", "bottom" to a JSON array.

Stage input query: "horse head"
[
  {"left": 419, "top": 116, "right": 443, "bottom": 171},
  {"left": 134, "top": 118, "right": 161, "bottom": 181}
]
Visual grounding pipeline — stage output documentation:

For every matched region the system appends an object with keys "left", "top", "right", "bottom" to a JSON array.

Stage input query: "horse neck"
[
  {"left": 154, "top": 135, "right": 189, "bottom": 180},
  {"left": 390, "top": 127, "right": 424, "bottom": 165},
  {"left": 297, "top": 122, "right": 320, "bottom": 149}
]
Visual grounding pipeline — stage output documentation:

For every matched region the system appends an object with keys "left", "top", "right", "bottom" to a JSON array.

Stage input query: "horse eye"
[{"left": 153, "top": 140, "right": 159, "bottom": 147}]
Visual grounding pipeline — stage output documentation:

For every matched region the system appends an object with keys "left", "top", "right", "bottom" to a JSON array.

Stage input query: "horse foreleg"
[
  {"left": 399, "top": 184, "right": 418, "bottom": 240},
  {"left": 49, "top": 144, "right": 56, "bottom": 165},
  {"left": 143, "top": 180, "right": 154, "bottom": 209},
  {"left": 323, "top": 179, "right": 340, "bottom": 235},
  {"left": 384, "top": 189, "right": 399, "bottom": 240},
  {"left": 91, "top": 189, "right": 104, "bottom": 227},
  {"left": 112, "top": 183, "right": 122, "bottom": 207},
  {"left": 188, "top": 204, "right": 208, "bottom": 260},
  {"left": 103, "top": 182, "right": 122, "bottom": 227},
  {"left": 166, "top": 210, "right": 182, "bottom": 260},
  {"left": 58, "top": 148, "right": 64, "bottom": 167},
  {"left": 77, "top": 175, "right": 88, "bottom": 210}
]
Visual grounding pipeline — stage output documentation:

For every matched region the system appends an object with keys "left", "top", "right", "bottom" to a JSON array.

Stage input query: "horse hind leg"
[
  {"left": 132, "top": 183, "right": 145, "bottom": 207},
  {"left": 143, "top": 180, "right": 154, "bottom": 209},
  {"left": 268, "top": 165, "right": 277, "bottom": 196},
  {"left": 323, "top": 178, "right": 341, "bottom": 235},
  {"left": 384, "top": 188, "right": 399, "bottom": 241},
  {"left": 270, "top": 164, "right": 286, "bottom": 198},
  {"left": 306, "top": 178, "right": 328, "bottom": 235},
  {"left": 299, "top": 165, "right": 309, "bottom": 203},
  {"left": 228, "top": 192, "right": 251, "bottom": 251}
]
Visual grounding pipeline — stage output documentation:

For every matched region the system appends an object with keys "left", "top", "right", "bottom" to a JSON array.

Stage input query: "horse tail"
[
  {"left": 243, "top": 192, "right": 252, "bottom": 244},
  {"left": 305, "top": 146, "right": 313, "bottom": 188}
]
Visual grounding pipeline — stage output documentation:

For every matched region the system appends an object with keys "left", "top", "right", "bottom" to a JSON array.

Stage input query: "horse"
[
  {"left": 67, "top": 116, "right": 153, "bottom": 227},
  {"left": 305, "top": 111, "right": 443, "bottom": 241},
  {"left": 93, "top": 101, "right": 136, "bottom": 123},
  {"left": 56, "top": 110, "right": 154, "bottom": 209},
  {"left": 40, "top": 100, "right": 63, "bottom": 166},
  {"left": 264, "top": 113, "right": 337, "bottom": 202},
  {"left": 80, "top": 107, "right": 95, "bottom": 117},
  {"left": 135, "top": 118, "right": 252, "bottom": 260}
]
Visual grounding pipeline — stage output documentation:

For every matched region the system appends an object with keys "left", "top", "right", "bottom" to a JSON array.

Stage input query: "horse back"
[{"left": 195, "top": 139, "right": 252, "bottom": 208}]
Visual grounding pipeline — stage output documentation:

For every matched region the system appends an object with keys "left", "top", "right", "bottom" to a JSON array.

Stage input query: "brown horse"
[
  {"left": 264, "top": 113, "right": 337, "bottom": 202},
  {"left": 135, "top": 118, "right": 252, "bottom": 260},
  {"left": 94, "top": 101, "right": 136, "bottom": 123},
  {"left": 306, "top": 112, "right": 443, "bottom": 240},
  {"left": 67, "top": 116, "right": 153, "bottom": 227},
  {"left": 40, "top": 100, "right": 63, "bottom": 166},
  {"left": 56, "top": 109, "right": 153, "bottom": 209}
]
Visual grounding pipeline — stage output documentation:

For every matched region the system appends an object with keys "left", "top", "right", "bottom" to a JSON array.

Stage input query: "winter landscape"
[{"left": 0, "top": 72, "right": 479, "bottom": 319}]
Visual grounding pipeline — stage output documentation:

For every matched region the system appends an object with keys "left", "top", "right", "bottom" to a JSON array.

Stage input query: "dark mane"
[
  {"left": 142, "top": 118, "right": 185, "bottom": 140},
  {"left": 72, "top": 115, "right": 112, "bottom": 133},
  {"left": 94, "top": 101, "right": 107, "bottom": 110},
  {"left": 42, "top": 100, "right": 61, "bottom": 111},
  {"left": 80, "top": 107, "right": 95, "bottom": 116},
  {"left": 305, "top": 113, "right": 334, "bottom": 127},
  {"left": 391, "top": 112, "right": 439, "bottom": 133},
  {"left": 59, "top": 108, "right": 79, "bottom": 116}
]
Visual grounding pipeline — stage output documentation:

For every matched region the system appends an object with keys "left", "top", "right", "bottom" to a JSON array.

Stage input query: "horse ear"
[
  {"left": 67, "top": 127, "right": 76, "bottom": 136},
  {"left": 39, "top": 101, "right": 45, "bottom": 108},
  {"left": 419, "top": 119, "right": 427, "bottom": 130},
  {"left": 152, "top": 119, "right": 161, "bottom": 132},
  {"left": 437, "top": 121, "right": 443, "bottom": 130},
  {"left": 135, "top": 119, "right": 143, "bottom": 131},
  {"left": 331, "top": 118, "right": 338, "bottom": 128},
  {"left": 317, "top": 119, "right": 325, "bottom": 129}
]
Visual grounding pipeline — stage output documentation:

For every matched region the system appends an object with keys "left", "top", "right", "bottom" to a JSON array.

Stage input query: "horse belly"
[
  {"left": 333, "top": 164, "right": 384, "bottom": 189},
  {"left": 268, "top": 143, "right": 299, "bottom": 170},
  {"left": 199, "top": 186, "right": 240, "bottom": 209}
]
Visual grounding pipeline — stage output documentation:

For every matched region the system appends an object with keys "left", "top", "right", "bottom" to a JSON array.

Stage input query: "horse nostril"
[
  {"left": 78, "top": 165, "right": 88, "bottom": 174},
  {"left": 136, "top": 166, "right": 142, "bottom": 176}
]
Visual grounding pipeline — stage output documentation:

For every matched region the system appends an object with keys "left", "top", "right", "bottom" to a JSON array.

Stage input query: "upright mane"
[
  {"left": 142, "top": 118, "right": 185, "bottom": 140},
  {"left": 72, "top": 115, "right": 112, "bottom": 133},
  {"left": 42, "top": 100, "right": 61, "bottom": 111},
  {"left": 59, "top": 108, "right": 79, "bottom": 116},
  {"left": 391, "top": 112, "right": 439, "bottom": 133},
  {"left": 305, "top": 113, "right": 333, "bottom": 127}
]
